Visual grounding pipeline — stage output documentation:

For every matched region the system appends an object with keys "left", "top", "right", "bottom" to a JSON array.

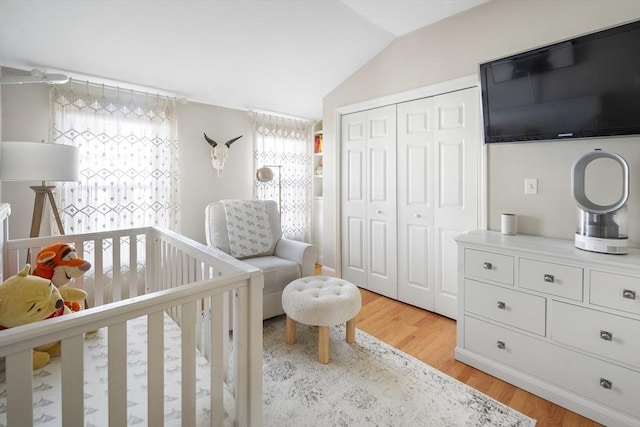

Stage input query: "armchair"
[{"left": 205, "top": 200, "right": 319, "bottom": 319}]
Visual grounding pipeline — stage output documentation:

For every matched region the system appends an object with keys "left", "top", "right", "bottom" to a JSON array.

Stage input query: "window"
[
  {"left": 252, "top": 113, "right": 312, "bottom": 241},
  {"left": 50, "top": 83, "right": 180, "bottom": 234}
]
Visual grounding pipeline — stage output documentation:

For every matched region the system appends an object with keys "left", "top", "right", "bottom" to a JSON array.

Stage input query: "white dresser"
[{"left": 455, "top": 230, "right": 640, "bottom": 427}]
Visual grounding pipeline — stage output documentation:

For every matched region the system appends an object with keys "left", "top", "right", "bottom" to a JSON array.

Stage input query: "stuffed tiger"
[{"left": 33, "top": 243, "right": 92, "bottom": 312}]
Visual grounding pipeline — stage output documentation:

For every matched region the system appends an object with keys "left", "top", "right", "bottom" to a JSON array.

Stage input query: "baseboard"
[{"left": 320, "top": 265, "right": 337, "bottom": 277}]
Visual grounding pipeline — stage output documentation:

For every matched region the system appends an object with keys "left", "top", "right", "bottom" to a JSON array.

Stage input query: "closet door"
[
  {"left": 432, "top": 87, "right": 480, "bottom": 319},
  {"left": 366, "top": 105, "right": 397, "bottom": 298},
  {"left": 341, "top": 110, "right": 368, "bottom": 288},
  {"left": 397, "top": 97, "right": 435, "bottom": 311},
  {"left": 341, "top": 105, "right": 397, "bottom": 299},
  {"left": 397, "top": 87, "right": 479, "bottom": 319}
]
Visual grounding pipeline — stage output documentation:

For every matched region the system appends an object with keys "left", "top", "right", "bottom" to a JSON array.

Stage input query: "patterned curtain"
[
  {"left": 49, "top": 82, "right": 180, "bottom": 234},
  {"left": 252, "top": 113, "right": 312, "bottom": 242}
]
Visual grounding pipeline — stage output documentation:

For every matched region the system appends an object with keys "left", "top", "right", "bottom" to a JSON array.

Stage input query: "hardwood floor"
[{"left": 352, "top": 287, "right": 602, "bottom": 427}]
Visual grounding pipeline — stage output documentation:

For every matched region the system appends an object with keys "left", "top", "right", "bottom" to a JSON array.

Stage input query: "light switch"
[{"left": 525, "top": 178, "right": 538, "bottom": 195}]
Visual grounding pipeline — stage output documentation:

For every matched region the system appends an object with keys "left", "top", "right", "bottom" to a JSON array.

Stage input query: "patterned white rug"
[{"left": 262, "top": 316, "right": 536, "bottom": 427}]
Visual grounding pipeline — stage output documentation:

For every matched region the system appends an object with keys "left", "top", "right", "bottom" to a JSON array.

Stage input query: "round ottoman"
[{"left": 282, "top": 276, "right": 362, "bottom": 364}]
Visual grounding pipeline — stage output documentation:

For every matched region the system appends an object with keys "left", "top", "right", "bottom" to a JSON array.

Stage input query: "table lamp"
[{"left": 0, "top": 141, "right": 80, "bottom": 237}]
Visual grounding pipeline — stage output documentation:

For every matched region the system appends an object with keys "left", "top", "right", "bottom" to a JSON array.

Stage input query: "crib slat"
[
  {"left": 62, "top": 334, "right": 85, "bottom": 426},
  {"left": 6, "top": 351, "right": 33, "bottom": 426},
  {"left": 172, "top": 246, "right": 178, "bottom": 288},
  {"left": 181, "top": 301, "right": 197, "bottom": 427},
  {"left": 5, "top": 248, "right": 19, "bottom": 280},
  {"left": 108, "top": 321, "right": 128, "bottom": 427},
  {"left": 181, "top": 250, "right": 187, "bottom": 286},
  {"left": 248, "top": 273, "right": 264, "bottom": 427},
  {"left": 94, "top": 238, "right": 104, "bottom": 306},
  {"left": 235, "top": 285, "right": 249, "bottom": 426},
  {"left": 113, "top": 236, "right": 122, "bottom": 301},
  {"left": 147, "top": 311, "right": 164, "bottom": 427},
  {"left": 129, "top": 234, "right": 137, "bottom": 297},
  {"left": 144, "top": 233, "right": 155, "bottom": 292},
  {"left": 210, "top": 293, "right": 224, "bottom": 427},
  {"left": 222, "top": 291, "right": 230, "bottom": 380},
  {"left": 74, "top": 242, "right": 87, "bottom": 293}
]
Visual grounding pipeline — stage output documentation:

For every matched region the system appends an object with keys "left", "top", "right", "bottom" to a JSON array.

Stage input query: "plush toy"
[
  {"left": 0, "top": 264, "right": 88, "bottom": 369},
  {"left": 33, "top": 243, "right": 91, "bottom": 312}
]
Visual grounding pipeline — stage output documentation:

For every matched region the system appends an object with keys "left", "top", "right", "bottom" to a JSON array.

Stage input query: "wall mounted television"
[{"left": 480, "top": 20, "right": 640, "bottom": 143}]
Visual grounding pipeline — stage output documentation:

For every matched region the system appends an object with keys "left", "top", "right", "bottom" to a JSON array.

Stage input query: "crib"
[{"left": 0, "top": 205, "right": 263, "bottom": 426}]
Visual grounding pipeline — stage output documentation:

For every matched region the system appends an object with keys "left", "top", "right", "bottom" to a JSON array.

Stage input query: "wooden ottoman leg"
[
  {"left": 346, "top": 318, "right": 356, "bottom": 344},
  {"left": 318, "top": 326, "right": 329, "bottom": 364},
  {"left": 286, "top": 315, "right": 297, "bottom": 345}
]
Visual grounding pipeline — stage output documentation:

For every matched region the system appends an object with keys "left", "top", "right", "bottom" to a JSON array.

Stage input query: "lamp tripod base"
[{"left": 30, "top": 185, "right": 66, "bottom": 238}]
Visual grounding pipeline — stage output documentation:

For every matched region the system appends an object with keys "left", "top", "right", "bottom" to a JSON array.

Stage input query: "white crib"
[{"left": 0, "top": 205, "right": 263, "bottom": 426}]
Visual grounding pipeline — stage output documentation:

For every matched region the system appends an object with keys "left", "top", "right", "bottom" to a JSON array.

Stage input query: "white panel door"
[
  {"left": 366, "top": 105, "right": 397, "bottom": 298},
  {"left": 397, "top": 88, "right": 479, "bottom": 318},
  {"left": 433, "top": 87, "right": 480, "bottom": 319},
  {"left": 343, "top": 88, "right": 478, "bottom": 316},
  {"left": 397, "top": 97, "right": 434, "bottom": 310},
  {"left": 341, "top": 105, "right": 397, "bottom": 298},
  {"left": 341, "top": 110, "right": 368, "bottom": 288}
]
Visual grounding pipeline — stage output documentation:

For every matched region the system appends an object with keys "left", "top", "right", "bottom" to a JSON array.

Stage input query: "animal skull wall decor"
[{"left": 203, "top": 133, "right": 242, "bottom": 177}]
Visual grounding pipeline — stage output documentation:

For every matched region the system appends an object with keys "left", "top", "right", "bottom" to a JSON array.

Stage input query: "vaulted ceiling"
[{"left": 0, "top": 0, "right": 487, "bottom": 120}]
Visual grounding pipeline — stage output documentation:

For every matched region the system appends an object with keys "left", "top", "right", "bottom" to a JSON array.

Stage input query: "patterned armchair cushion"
[{"left": 206, "top": 200, "right": 282, "bottom": 259}]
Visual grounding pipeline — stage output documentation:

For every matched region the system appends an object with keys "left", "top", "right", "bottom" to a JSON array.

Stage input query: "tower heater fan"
[{"left": 572, "top": 149, "right": 629, "bottom": 254}]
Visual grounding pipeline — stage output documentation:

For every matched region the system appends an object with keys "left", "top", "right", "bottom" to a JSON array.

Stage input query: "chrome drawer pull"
[
  {"left": 497, "top": 301, "right": 506, "bottom": 310},
  {"left": 600, "top": 378, "right": 612, "bottom": 390},
  {"left": 622, "top": 289, "right": 636, "bottom": 300},
  {"left": 600, "top": 330, "right": 613, "bottom": 341},
  {"left": 483, "top": 262, "right": 492, "bottom": 270},
  {"left": 496, "top": 341, "right": 506, "bottom": 350},
  {"left": 543, "top": 274, "right": 554, "bottom": 283}
]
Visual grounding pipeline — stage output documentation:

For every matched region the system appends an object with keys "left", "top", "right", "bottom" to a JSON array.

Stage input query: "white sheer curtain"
[
  {"left": 49, "top": 82, "right": 180, "bottom": 235},
  {"left": 252, "top": 112, "right": 312, "bottom": 242}
]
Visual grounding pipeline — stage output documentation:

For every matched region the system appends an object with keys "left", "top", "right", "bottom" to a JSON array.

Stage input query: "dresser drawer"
[
  {"left": 465, "top": 316, "right": 640, "bottom": 419},
  {"left": 464, "top": 249, "right": 514, "bottom": 285},
  {"left": 464, "top": 279, "right": 546, "bottom": 336},
  {"left": 590, "top": 270, "right": 640, "bottom": 315},
  {"left": 552, "top": 301, "right": 640, "bottom": 368},
  {"left": 519, "top": 258, "right": 583, "bottom": 301}
]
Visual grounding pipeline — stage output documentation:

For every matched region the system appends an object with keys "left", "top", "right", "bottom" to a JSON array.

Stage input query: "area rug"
[{"left": 262, "top": 316, "right": 536, "bottom": 427}]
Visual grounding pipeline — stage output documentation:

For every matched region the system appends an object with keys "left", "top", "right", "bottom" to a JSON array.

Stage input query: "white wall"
[
  {"left": 178, "top": 101, "right": 254, "bottom": 242},
  {"left": 0, "top": 67, "right": 255, "bottom": 243},
  {"left": 321, "top": 0, "right": 640, "bottom": 275},
  {"left": 0, "top": 67, "right": 51, "bottom": 239}
]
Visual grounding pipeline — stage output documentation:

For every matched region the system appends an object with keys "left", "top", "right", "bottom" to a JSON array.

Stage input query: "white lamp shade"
[{"left": 0, "top": 141, "right": 80, "bottom": 182}]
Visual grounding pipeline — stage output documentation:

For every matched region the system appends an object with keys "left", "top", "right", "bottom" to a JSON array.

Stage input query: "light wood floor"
[{"left": 353, "top": 287, "right": 602, "bottom": 427}]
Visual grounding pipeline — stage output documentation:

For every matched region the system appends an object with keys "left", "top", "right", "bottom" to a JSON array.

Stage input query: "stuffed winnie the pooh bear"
[{"left": 0, "top": 264, "right": 87, "bottom": 369}]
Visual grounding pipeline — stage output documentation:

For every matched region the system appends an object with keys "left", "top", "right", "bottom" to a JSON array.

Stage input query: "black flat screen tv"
[{"left": 480, "top": 20, "right": 640, "bottom": 143}]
